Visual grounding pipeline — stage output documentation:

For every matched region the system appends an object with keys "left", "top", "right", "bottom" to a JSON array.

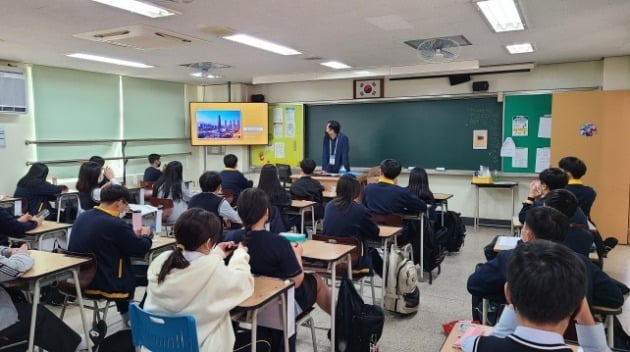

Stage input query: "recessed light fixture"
[
  {"left": 67, "top": 53, "right": 154, "bottom": 68},
  {"left": 474, "top": 0, "right": 525, "bottom": 32},
  {"left": 222, "top": 34, "right": 302, "bottom": 55},
  {"left": 320, "top": 61, "right": 352, "bottom": 69},
  {"left": 89, "top": 0, "right": 178, "bottom": 18},
  {"left": 506, "top": 43, "right": 534, "bottom": 54}
]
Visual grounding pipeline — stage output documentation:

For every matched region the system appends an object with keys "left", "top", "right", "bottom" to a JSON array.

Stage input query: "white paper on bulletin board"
[
  {"left": 512, "top": 148, "right": 528, "bottom": 168},
  {"left": 538, "top": 115, "right": 552, "bottom": 138},
  {"left": 285, "top": 108, "right": 295, "bottom": 138},
  {"left": 535, "top": 147, "right": 551, "bottom": 172},
  {"left": 274, "top": 142, "right": 285, "bottom": 158}
]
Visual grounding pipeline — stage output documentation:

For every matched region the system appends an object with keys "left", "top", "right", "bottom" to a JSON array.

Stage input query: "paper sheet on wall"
[
  {"left": 0, "top": 127, "right": 5, "bottom": 148},
  {"left": 500, "top": 137, "right": 516, "bottom": 157},
  {"left": 273, "top": 124, "right": 284, "bottom": 138},
  {"left": 285, "top": 108, "right": 295, "bottom": 138},
  {"left": 274, "top": 142, "right": 285, "bottom": 158},
  {"left": 512, "top": 148, "right": 528, "bottom": 168},
  {"left": 273, "top": 107, "right": 283, "bottom": 124},
  {"left": 535, "top": 147, "right": 551, "bottom": 172},
  {"left": 512, "top": 115, "right": 528, "bottom": 136},
  {"left": 537, "top": 115, "right": 552, "bottom": 138}
]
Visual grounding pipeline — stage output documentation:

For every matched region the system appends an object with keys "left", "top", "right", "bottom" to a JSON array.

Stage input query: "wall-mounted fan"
[
  {"left": 417, "top": 38, "right": 461, "bottom": 63},
  {"left": 185, "top": 62, "right": 230, "bottom": 81}
]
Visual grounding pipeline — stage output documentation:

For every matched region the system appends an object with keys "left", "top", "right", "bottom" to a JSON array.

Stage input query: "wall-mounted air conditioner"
[{"left": 0, "top": 65, "right": 27, "bottom": 114}]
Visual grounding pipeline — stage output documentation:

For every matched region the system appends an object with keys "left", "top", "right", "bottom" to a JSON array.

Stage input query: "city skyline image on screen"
[{"left": 196, "top": 109, "right": 241, "bottom": 139}]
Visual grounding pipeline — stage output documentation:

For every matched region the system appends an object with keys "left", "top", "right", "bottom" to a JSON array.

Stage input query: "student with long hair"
[
  {"left": 406, "top": 167, "right": 436, "bottom": 222},
  {"left": 153, "top": 161, "right": 192, "bottom": 223},
  {"left": 14, "top": 163, "right": 67, "bottom": 219},
  {"left": 323, "top": 174, "right": 383, "bottom": 275},
  {"left": 237, "top": 188, "right": 331, "bottom": 317},
  {"left": 257, "top": 164, "right": 291, "bottom": 230},
  {"left": 145, "top": 208, "right": 254, "bottom": 352},
  {"left": 76, "top": 161, "right": 118, "bottom": 211}
]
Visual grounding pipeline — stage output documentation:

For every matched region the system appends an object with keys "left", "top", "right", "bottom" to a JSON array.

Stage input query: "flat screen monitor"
[{"left": 189, "top": 102, "right": 269, "bottom": 145}]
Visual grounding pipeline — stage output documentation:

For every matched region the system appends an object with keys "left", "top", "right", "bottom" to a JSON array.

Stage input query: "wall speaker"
[
  {"left": 448, "top": 74, "right": 471, "bottom": 86},
  {"left": 472, "top": 81, "right": 489, "bottom": 92},
  {"left": 250, "top": 94, "right": 265, "bottom": 102}
]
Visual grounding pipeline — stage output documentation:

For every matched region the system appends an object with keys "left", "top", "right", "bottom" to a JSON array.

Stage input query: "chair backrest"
[
  {"left": 53, "top": 249, "right": 97, "bottom": 295},
  {"left": 371, "top": 213, "right": 403, "bottom": 227},
  {"left": 129, "top": 303, "right": 199, "bottom": 352},
  {"left": 140, "top": 181, "right": 155, "bottom": 190},
  {"left": 312, "top": 234, "right": 363, "bottom": 276},
  {"left": 149, "top": 197, "right": 174, "bottom": 222},
  {"left": 276, "top": 163, "right": 292, "bottom": 186}
]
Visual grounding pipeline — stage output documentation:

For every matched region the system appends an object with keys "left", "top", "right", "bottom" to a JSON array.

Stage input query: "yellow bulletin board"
[{"left": 250, "top": 104, "right": 304, "bottom": 167}]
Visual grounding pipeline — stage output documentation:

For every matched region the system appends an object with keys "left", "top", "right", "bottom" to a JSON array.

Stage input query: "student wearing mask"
[{"left": 143, "top": 153, "right": 162, "bottom": 182}]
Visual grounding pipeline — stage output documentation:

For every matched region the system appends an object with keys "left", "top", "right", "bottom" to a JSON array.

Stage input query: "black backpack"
[
  {"left": 436, "top": 211, "right": 466, "bottom": 252},
  {"left": 336, "top": 277, "right": 384, "bottom": 352}
]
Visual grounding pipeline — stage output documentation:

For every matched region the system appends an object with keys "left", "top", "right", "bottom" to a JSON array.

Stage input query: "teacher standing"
[{"left": 321, "top": 120, "right": 350, "bottom": 173}]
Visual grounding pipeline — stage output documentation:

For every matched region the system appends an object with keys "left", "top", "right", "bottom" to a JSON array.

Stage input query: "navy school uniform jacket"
[
  {"left": 143, "top": 167, "right": 162, "bottom": 182},
  {"left": 14, "top": 181, "right": 65, "bottom": 216},
  {"left": 466, "top": 246, "right": 624, "bottom": 308},
  {"left": 566, "top": 182, "right": 596, "bottom": 219},
  {"left": 518, "top": 195, "right": 589, "bottom": 226},
  {"left": 564, "top": 225, "right": 594, "bottom": 258},
  {"left": 220, "top": 169, "right": 253, "bottom": 205},
  {"left": 290, "top": 176, "right": 324, "bottom": 219},
  {"left": 362, "top": 181, "right": 426, "bottom": 215},
  {"left": 323, "top": 201, "right": 380, "bottom": 271},
  {"left": 0, "top": 207, "right": 37, "bottom": 246},
  {"left": 69, "top": 208, "right": 152, "bottom": 299},
  {"left": 321, "top": 132, "right": 350, "bottom": 173}
]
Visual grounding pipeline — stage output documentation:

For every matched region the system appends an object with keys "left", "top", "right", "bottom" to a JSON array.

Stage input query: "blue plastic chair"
[{"left": 128, "top": 303, "right": 199, "bottom": 352}]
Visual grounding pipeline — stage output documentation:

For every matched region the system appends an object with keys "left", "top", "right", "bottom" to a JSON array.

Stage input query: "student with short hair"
[
  {"left": 145, "top": 208, "right": 254, "bottom": 352},
  {"left": 14, "top": 162, "right": 68, "bottom": 219},
  {"left": 518, "top": 167, "right": 579, "bottom": 224},
  {"left": 290, "top": 159, "right": 324, "bottom": 220},
  {"left": 543, "top": 189, "right": 594, "bottom": 257},
  {"left": 323, "top": 174, "right": 382, "bottom": 275},
  {"left": 76, "top": 161, "right": 119, "bottom": 211},
  {"left": 559, "top": 156, "right": 596, "bottom": 219},
  {"left": 321, "top": 120, "right": 350, "bottom": 173},
  {"left": 153, "top": 161, "right": 192, "bottom": 223},
  {"left": 220, "top": 154, "right": 253, "bottom": 206},
  {"left": 143, "top": 153, "right": 162, "bottom": 182},
  {"left": 188, "top": 171, "right": 241, "bottom": 228},
  {"left": 463, "top": 240, "right": 610, "bottom": 352},
  {"left": 0, "top": 207, "right": 42, "bottom": 246},
  {"left": 467, "top": 207, "right": 623, "bottom": 309},
  {"left": 69, "top": 185, "right": 152, "bottom": 323},
  {"left": 362, "top": 159, "right": 426, "bottom": 215},
  {"left": 0, "top": 244, "right": 82, "bottom": 351}
]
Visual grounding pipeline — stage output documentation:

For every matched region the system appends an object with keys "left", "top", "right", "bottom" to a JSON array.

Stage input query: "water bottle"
[
  {"left": 132, "top": 210, "right": 142, "bottom": 232},
  {"left": 340, "top": 165, "right": 347, "bottom": 174}
]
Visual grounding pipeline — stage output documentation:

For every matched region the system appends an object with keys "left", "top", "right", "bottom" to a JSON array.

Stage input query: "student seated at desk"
[
  {"left": 0, "top": 244, "right": 82, "bottom": 352},
  {"left": 14, "top": 163, "right": 68, "bottom": 220},
  {"left": 89, "top": 155, "right": 113, "bottom": 188},
  {"left": 467, "top": 207, "right": 623, "bottom": 311},
  {"left": 544, "top": 189, "right": 594, "bottom": 258},
  {"left": 290, "top": 159, "right": 324, "bottom": 220},
  {"left": 188, "top": 171, "right": 241, "bottom": 231},
  {"left": 69, "top": 185, "right": 152, "bottom": 325},
  {"left": 463, "top": 240, "right": 610, "bottom": 352},
  {"left": 76, "top": 161, "right": 119, "bottom": 211},
  {"left": 220, "top": 154, "right": 253, "bottom": 206},
  {"left": 323, "top": 174, "right": 383, "bottom": 276},
  {"left": 406, "top": 167, "right": 436, "bottom": 222},
  {"left": 238, "top": 188, "right": 331, "bottom": 315},
  {"left": 362, "top": 159, "right": 426, "bottom": 216},
  {"left": 145, "top": 208, "right": 254, "bottom": 352},
  {"left": 0, "top": 207, "right": 42, "bottom": 246},
  {"left": 143, "top": 153, "right": 162, "bottom": 182},
  {"left": 153, "top": 161, "right": 192, "bottom": 224},
  {"left": 257, "top": 164, "right": 292, "bottom": 230}
]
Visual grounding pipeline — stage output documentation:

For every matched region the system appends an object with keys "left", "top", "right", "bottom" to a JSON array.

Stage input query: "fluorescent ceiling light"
[
  {"left": 190, "top": 71, "right": 220, "bottom": 79},
  {"left": 90, "top": 0, "right": 178, "bottom": 18},
  {"left": 67, "top": 53, "right": 153, "bottom": 68},
  {"left": 506, "top": 43, "right": 534, "bottom": 54},
  {"left": 223, "top": 34, "right": 302, "bottom": 55},
  {"left": 475, "top": 0, "right": 525, "bottom": 32},
  {"left": 320, "top": 61, "right": 352, "bottom": 69}
]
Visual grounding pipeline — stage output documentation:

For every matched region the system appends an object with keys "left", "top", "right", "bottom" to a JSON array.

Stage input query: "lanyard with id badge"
[{"left": 329, "top": 138, "right": 338, "bottom": 165}]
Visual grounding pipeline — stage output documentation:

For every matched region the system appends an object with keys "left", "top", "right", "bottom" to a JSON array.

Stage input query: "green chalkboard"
[
  {"left": 502, "top": 94, "right": 552, "bottom": 173},
  {"left": 305, "top": 97, "right": 502, "bottom": 170}
]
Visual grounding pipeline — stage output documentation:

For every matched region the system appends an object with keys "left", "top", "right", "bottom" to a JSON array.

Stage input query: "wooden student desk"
[
  {"left": 288, "top": 200, "right": 317, "bottom": 234},
  {"left": 378, "top": 225, "right": 402, "bottom": 307},
  {"left": 233, "top": 277, "right": 294, "bottom": 352},
  {"left": 13, "top": 221, "right": 72, "bottom": 249},
  {"left": 433, "top": 193, "right": 454, "bottom": 226},
  {"left": 290, "top": 174, "right": 340, "bottom": 192},
  {"left": 0, "top": 196, "right": 23, "bottom": 216},
  {"left": 301, "top": 239, "right": 355, "bottom": 348},
  {"left": 8, "top": 250, "right": 94, "bottom": 352}
]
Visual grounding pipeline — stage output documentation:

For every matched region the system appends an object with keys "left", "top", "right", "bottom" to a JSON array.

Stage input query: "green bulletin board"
[
  {"left": 250, "top": 104, "right": 304, "bottom": 166},
  {"left": 502, "top": 94, "right": 552, "bottom": 173}
]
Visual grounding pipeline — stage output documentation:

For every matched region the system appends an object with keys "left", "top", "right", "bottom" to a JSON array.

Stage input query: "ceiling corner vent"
[{"left": 73, "top": 25, "right": 209, "bottom": 50}]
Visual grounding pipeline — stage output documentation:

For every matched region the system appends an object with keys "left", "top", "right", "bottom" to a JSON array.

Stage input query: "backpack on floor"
[
  {"left": 335, "top": 277, "right": 385, "bottom": 352},
  {"left": 384, "top": 244, "right": 419, "bottom": 315},
  {"left": 436, "top": 211, "right": 466, "bottom": 252}
]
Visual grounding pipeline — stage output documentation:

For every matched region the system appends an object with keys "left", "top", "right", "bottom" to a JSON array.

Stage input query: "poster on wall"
[
  {"left": 250, "top": 104, "right": 304, "bottom": 167},
  {"left": 512, "top": 115, "right": 529, "bottom": 136}
]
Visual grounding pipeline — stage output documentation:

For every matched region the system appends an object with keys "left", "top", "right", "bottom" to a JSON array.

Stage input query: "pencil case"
[{"left": 279, "top": 232, "right": 306, "bottom": 242}]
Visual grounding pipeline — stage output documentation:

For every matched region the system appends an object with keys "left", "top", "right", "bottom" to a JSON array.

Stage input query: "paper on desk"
[
  {"left": 535, "top": 147, "right": 551, "bottom": 173},
  {"left": 500, "top": 137, "right": 516, "bottom": 157},
  {"left": 496, "top": 236, "right": 520, "bottom": 248},
  {"left": 258, "top": 286, "right": 296, "bottom": 337},
  {"left": 512, "top": 148, "right": 528, "bottom": 168},
  {"left": 538, "top": 115, "right": 552, "bottom": 138},
  {"left": 128, "top": 204, "right": 158, "bottom": 216}
]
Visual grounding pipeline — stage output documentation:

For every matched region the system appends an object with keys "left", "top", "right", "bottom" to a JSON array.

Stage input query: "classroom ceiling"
[{"left": 1, "top": 0, "right": 630, "bottom": 85}]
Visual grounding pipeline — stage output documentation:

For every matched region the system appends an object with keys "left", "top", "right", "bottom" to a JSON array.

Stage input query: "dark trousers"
[{"left": 0, "top": 303, "right": 81, "bottom": 352}]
